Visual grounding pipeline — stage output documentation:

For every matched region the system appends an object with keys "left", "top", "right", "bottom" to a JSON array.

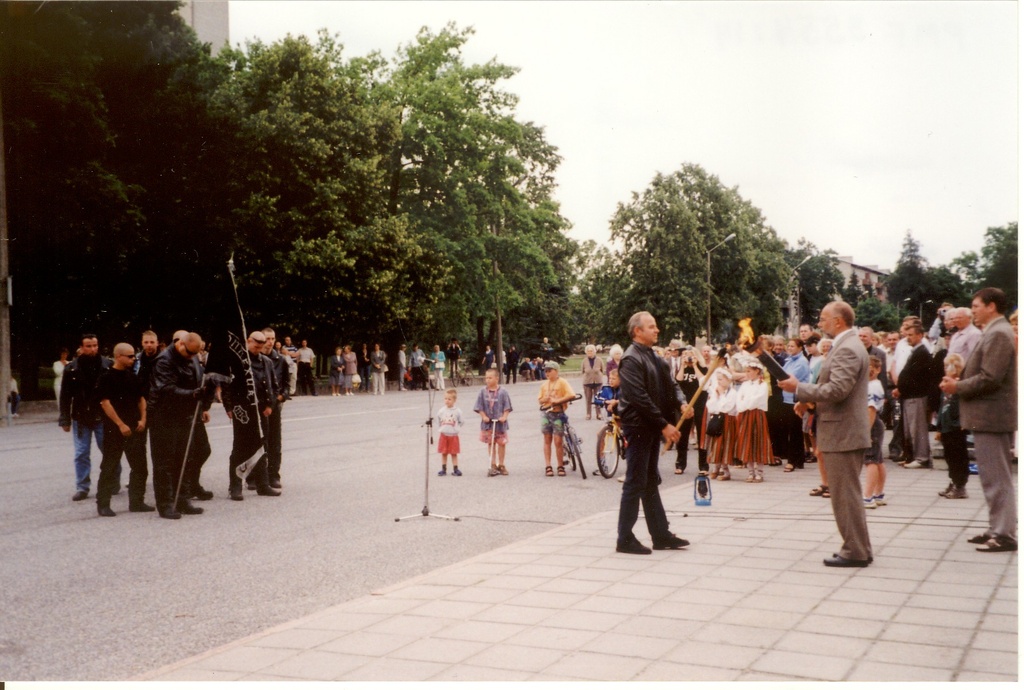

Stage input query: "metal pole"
[{"left": 0, "top": 82, "right": 11, "bottom": 427}]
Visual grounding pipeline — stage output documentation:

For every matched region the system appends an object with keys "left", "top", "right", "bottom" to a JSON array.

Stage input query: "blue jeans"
[
  {"left": 617, "top": 425, "right": 672, "bottom": 546},
  {"left": 72, "top": 420, "right": 108, "bottom": 492}
]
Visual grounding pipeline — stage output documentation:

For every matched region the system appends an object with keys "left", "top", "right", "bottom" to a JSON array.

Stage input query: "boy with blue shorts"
[{"left": 538, "top": 361, "right": 576, "bottom": 476}]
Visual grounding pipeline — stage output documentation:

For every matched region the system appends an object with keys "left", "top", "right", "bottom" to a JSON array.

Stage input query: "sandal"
[
  {"left": 821, "top": 489, "right": 830, "bottom": 498},
  {"left": 674, "top": 467, "right": 683, "bottom": 475},
  {"left": 498, "top": 465, "right": 509, "bottom": 476},
  {"left": 809, "top": 485, "right": 828, "bottom": 497},
  {"left": 557, "top": 465, "right": 566, "bottom": 476},
  {"left": 784, "top": 464, "right": 795, "bottom": 472},
  {"left": 545, "top": 466, "right": 554, "bottom": 477}
]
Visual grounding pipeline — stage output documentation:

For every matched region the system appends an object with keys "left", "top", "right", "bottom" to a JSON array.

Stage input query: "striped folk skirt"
[
  {"left": 707, "top": 414, "right": 738, "bottom": 466},
  {"left": 736, "top": 409, "right": 773, "bottom": 465}
]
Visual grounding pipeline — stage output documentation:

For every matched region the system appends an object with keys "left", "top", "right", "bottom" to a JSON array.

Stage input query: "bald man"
[
  {"left": 148, "top": 332, "right": 207, "bottom": 519},
  {"left": 96, "top": 343, "right": 152, "bottom": 516}
]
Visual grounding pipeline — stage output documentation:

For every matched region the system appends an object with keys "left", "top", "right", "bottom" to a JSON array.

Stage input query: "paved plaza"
[
  {"left": 3, "top": 383, "right": 1017, "bottom": 682},
  {"left": 142, "top": 446, "right": 1018, "bottom": 682}
]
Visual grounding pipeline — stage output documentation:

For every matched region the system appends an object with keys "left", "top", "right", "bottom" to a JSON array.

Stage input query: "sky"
[{"left": 228, "top": 1, "right": 1018, "bottom": 272}]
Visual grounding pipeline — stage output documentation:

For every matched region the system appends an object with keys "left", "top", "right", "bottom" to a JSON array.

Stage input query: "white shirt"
[{"left": 735, "top": 378, "right": 768, "bottom": 412}]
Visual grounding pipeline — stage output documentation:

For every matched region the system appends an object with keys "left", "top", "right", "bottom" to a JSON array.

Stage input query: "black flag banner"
[{"left": 204, "top": 255, "right": 267, "bottom": 481}]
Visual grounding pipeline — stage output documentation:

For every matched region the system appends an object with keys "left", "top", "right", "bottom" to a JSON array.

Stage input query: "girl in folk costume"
[
  {"left": 735, "top": 358, "right": 773, "bottom": 482},
  {"left": 706, "top": 367, "right": 737, "bottom": 480}
]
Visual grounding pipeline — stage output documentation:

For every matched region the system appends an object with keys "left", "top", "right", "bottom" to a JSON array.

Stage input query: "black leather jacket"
[
  {"left": 617, "top": 342, "right": 683, "bottom": 432},
  {"left": 148, "top": 346, "right": 202, "bottom": 421},
  {"left": 58, "top": 355, "right": 111, "bottom": 427},
  {"left": 266, "top": 349, "right": 289, "bottom": 404},
  {"left": 222, "top": 351, "right": 276, "bottom": 412}
]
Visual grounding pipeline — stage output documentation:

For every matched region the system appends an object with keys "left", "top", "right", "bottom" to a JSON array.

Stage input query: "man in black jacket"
[
  {"left": 261, "top": 327, "right": 289, "bottom": 490},
  {"left": 615, "top": 312, "right": 691, "bottom": 555},
  {"left": 59, "top": 334, "right": 112, "bottom": 502},
  {"left": 894, "top": 321, "right": 936, "bottom": 469},
  {"left": 222, "top": 331, "right": 280, "bottom": 501},
  {"left": 148, "top": 332, "right": 207, "bottom": 519}
]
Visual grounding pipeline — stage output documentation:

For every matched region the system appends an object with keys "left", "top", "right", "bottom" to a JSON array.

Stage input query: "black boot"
[
  {"left": 176, "top": 498, "right": 204, "bottom": 515},
  {"left": 97, "top": 499, "right": 116, "bottom": 517},
  {"left": 158, "top": 505, "right": 181, "bottom": 520},
  {"left": 129, "top": 501, "right": 156, "bottom": 513},
  {"left": 256, "top": 485, "right": 281, "bottom": 497},
  {"left": 191, "top": 485, "right": 214, "bottom": 501}
]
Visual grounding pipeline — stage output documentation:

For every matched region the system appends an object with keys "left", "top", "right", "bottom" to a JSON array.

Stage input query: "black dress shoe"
[
  {"left": 256, "top": 486, "right": 281, "bottom": 497},
  {"left": 824, "top": 555, "right": 870, "bottom": 568},
  {"left": 269, "top": 479, "right": 282, "bottom": 489},
  {"left": 967, "top": 534, "right": 991, "bottom": 544},
  {"left": 129, "top": 502, "right": 156, "bottom": 513},
  {"left": 191, "top": 486, "right": 214, "bottom": 501},
  {"left": 834, "top": 552, "right": 873, "bottom": 564},
  {"left": 159, "top": 508, "right": 181, "bottom": 520},
  {"left": 72, "top": 490, "right": 89, "bottom": 502},
  {"left": 616, "top": 539, "right": 652, "bottom": 555},
  {"left": 97, "top": 505, "right": 116, "bottom": 517},
  {"left": 229, "top": 486, "right": 244, "bottom": 501},
  {"left": 176, "top": 501, "right": 204, "bottom": 515},
  {"left": 653, "top": 534, "right": 690, "bottom": 550},
  {"left": 246, "top": 482, "right": 257, "bottom": 491}
]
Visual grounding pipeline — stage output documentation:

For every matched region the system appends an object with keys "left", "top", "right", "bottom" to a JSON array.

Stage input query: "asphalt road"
[{"left": 0, "top": 379, "right": 677, "bottom": 681}]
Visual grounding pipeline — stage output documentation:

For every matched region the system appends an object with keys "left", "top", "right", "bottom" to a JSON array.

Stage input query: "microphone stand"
[{"left": 396, "top": 384, "right": 458, "bottom": 522}]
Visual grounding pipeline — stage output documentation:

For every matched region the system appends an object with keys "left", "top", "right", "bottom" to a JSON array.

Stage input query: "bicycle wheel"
[
  {"left": 573, "top": 431, "right": 587, "bottom": 479},
  {"left": 595, "top": 424, "right": 619, "bottom": 478},
  {"left": 563, "top": 426, "right": 578, "bottom": 473}
]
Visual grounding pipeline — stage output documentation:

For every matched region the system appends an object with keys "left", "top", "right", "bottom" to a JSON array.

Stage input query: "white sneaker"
[
  {"left": 873, "top": 494, "right": 887, "bottom": 506},
  {"left": 903, "top": 460, "right": 931, "bottom": 469},
  {"left": 863, "top": 498, "right": 877, "bottom": 509}
]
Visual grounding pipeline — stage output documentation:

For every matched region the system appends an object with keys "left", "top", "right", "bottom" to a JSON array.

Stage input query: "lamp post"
[
  {"left": 706, "top": 233, "right": 736, "bottom": 342},
  {"left": 787, "top": 255, "right": 812, "bottom": 337}
]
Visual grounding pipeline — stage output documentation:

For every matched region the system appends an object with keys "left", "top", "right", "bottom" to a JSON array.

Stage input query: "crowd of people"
[
  {"left": 46, "top": 287, "right": 1016, "bottom": 559},
  {"left": 57, "top": 328, "right": 289, "bottom": 520}
]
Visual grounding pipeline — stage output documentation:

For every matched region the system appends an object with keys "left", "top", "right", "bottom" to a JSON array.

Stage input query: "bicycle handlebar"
[{"left": 539, "top": 393, "right": 582, "bottom": 412}]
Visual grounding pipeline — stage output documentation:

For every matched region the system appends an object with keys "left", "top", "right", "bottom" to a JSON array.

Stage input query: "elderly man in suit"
[
  {"left": 780, "top": 301, "right": 873, "bottom": 567},
  {"left": 940, "top": 288, "right": 1017, "bottom": 553}
]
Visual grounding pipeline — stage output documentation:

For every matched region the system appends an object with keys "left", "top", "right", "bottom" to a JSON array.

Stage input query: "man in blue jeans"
[
  {"left": 59, "top": 334, "right": 113, "bottom": 502},
  {"left": 615, "top": 312, "right": 691, "bottom": 555}
]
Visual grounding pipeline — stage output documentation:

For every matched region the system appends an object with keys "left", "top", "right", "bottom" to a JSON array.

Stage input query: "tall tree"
[
  {"left": 605, "top": 163, "right": 789, "bottom": 342},
  {"left": 784, "top": 240, "right": 845, "bottom": 327},
  {"left": 377, "top": 24, "right": 571, "bottom": 355}
]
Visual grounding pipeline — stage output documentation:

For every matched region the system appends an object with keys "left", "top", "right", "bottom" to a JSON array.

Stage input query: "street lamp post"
[
  {"left": 706, "top": 233, "right": 736, "bottom": 343},
  {"left": 787, "top": 255, "right": 812, "bottom": 337}
]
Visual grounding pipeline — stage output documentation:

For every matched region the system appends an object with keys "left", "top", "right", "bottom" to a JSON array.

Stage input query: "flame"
[{"left": 737, "top": 318, "right": 755, "bottom": 348}]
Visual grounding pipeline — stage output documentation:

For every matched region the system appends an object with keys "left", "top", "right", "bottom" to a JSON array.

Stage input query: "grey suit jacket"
[
  {"left": 795, "top": 329, "right": 870, "bottom": 453},
  {"left": 957, "top": 315, "right": 1017, "bottom": 433}
]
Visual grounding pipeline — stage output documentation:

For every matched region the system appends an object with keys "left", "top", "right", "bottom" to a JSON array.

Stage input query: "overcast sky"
[{"left": 228, "top": 1, "right": 1018, "bottom": 272}]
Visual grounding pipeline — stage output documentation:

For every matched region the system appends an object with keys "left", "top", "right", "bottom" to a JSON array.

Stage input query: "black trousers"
[
  {"left": 941, "top": 429, "right": 970, "bottom": 489},
  {"left": 676, "top": 393, "right": 708, "bottom": 472},
  {"left": 182, "top": 421, "right": 211, "bottom": 492},
  {"left": 618, "top": 425, "right": 672, "bottom": 546},
  {"left": 149, "top": 413, "right": 193, "bottom": 510},
  {"left": 781, "top": 403, "right": 805, "bottom": 468},
  {"left": 229, "top": 413, "right": 270, "bottom": 490},
  {"left": 297, "top": 362, "right": 316, "bottom": 395},
  {"left": 97, "top": 425, "right": 148, "bottom": 506},
  {"left": 266, "top": 404, "right": 283, "bottom": 482}
]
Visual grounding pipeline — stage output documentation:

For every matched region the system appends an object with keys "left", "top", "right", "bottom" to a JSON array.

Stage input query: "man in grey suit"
[
  {"left": 940, "top": 287, "right": 1017, "bottom": 553},
  {"left": 780, "top": 301, "right": 873, "bottom": 567}
]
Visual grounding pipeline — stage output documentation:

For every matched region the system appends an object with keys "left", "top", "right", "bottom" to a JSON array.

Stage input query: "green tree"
[
  {"left": 377, "top": 24, "right": 571, "bottom": 355},
  {"left": 1, "top": 1, "right": 223, "bottom": 395},
  {"left": 884, "top": 231, "right": 930, "bottom": 317},
  {"left": 978, "top": 222, "right": 1018, "bottom": 306},
  {"left": 605, "top": 163, "right": 789, "bottom": 343},
  {"left": 855, "top": 297, "right": 899, "bottom": 332},
  {"left": 785, "top": 240, "right": 845, "bottom": 327}
]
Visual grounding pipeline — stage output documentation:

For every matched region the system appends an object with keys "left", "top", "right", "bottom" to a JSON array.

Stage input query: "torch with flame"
[{"left": 737, "top": 317, "right": 756, "bottom": 350}]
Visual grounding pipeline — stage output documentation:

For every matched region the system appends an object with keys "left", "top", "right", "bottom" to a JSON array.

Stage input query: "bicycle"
[
  {"left": 540, "top": 394, "right": 587, "bottom": 479},
  {"left": 593, "top": 401, "right": 626, "bottom": 479}
]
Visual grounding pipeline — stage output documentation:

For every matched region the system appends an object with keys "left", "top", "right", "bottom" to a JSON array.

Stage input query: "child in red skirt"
[
  {"left": 706, "top": 368, "right": 737, "bottom": 480},
  {"left": 736, "top": 359, "right": 772, "bottom": 482},
  {"left": 437, "top": 389, "right": 464, "bottom": 476}
]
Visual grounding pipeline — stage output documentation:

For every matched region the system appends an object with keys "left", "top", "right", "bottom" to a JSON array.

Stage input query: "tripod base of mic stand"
[{"left": 395, "top": 507, "right": 460, "bottom": 522}]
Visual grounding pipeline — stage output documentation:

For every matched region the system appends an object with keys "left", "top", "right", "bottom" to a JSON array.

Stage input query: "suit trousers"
[
  {"left": 266, "top": 404, "right": 283, "bottom": 482},
  {"left": 902, "top": 397, "right": 931, "bottom": 464},
  {"left": 617, "top": 425, "right": 672, "bottom": 547},
  {"left": 973, "top": 432, "right": 1018, "bottom": 542},
  {"left": 149, "top": 414, "right": 192, "bottom": 511},
  {"left": 822, "top": 448, "right": 873, "bottom": 561}
]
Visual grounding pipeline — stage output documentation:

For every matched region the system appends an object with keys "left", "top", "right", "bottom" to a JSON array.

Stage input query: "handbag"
[
  {"left": 351, "top": 373, "right": 362, "bottom": 385},
  {"left": 705, "top": 413, "right": 725, "bottom": 438}
]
